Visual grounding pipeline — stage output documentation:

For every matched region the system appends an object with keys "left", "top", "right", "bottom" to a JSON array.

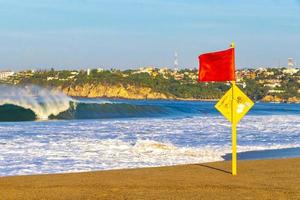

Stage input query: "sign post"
[
  {"left": 231, "top": 81, "right": 237, "bottom": 176},
  {"left": 215, "top": 82, "right": 254, "bottom": 175}
]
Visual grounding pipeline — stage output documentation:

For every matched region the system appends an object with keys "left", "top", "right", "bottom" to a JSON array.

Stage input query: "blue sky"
[{"left": 0, "top": 0, "right": 299, "bottom": 70}]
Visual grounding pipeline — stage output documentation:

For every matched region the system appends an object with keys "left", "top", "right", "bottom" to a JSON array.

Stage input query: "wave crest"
[{"left": 0, "top": 85, "right": 71, "bottom": 119}]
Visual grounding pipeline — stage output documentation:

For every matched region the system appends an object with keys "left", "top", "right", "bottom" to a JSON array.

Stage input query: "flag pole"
[
  {"left": 231, "top": 81, "right": 237, "bottom": 176},
  {"left": 231, "top": 42, "right": 237, "bottom": 176}
]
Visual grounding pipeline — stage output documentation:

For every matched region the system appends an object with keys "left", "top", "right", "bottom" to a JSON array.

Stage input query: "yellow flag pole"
[
  {"left": 231, "top": 42, "right": 237, "bottom": 176},
  {"left": 231, "top": 81, "right": 237, "bottom": 176}
]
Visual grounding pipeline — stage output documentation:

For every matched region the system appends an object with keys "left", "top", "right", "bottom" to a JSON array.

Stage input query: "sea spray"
[{"left": 0, "top": 85, "right": 71, "bottom": 119}]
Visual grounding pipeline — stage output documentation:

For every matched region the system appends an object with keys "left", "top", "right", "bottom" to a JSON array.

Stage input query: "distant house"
[
  {"left": 133, "top": 67, "right": 155, "bottom": 75},
  {"left": 174, "top": 73, "right": 184, "bottom": 80},
  {"left": 264, "top": 83, "right": 281, "bottom": 88},
  {"left": 283, "top": 68, "right": 299, "bottom": 75},
  {"left": 268, "top": 89, "right": 284, "bottom": 93},
  {"left": 97, "top": 68, "right": 104, "bottom": 72},
  {"left": 47, "top": 77, "right": 56, "bottom": 81},
  {"left": 71, "top": 71, "right": 79, "bottom": 75},
  {"left": 237, "top": 70, "right": 256, "bottom": 80},
  {"left": 0, "top": 71, "right": 14, "bottom": 80}
]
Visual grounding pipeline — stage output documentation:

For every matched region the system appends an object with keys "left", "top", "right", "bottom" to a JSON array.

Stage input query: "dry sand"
[{"left": 0, "top": 158, "right": 299, "bottom": 200}]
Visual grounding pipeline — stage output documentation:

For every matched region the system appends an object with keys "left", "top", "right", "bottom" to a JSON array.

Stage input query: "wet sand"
[{"left": 0, "top": 158, "right": 299, "bottom": 200}]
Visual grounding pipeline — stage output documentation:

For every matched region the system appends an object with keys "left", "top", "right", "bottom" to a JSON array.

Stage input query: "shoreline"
[
  {"left": 1, "top": 146, "right": 300, "bottom": 178},
  {"left": 1, "top": 158, "right": 299, "bottom": 199}
]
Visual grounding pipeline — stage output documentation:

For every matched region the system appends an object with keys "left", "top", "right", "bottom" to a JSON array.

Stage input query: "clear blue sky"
[{"left": 0, "top": 0, "right": 299, "bottom": 70}]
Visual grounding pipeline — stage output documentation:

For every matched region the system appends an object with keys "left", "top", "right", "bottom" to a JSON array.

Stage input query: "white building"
[
  {"left": 268, "top": 89, "right": 285, "bottom": 93},
  {"left": 134, "top": 67, "right": 154, "bottom": 74},
  {"left": 97, "top": 68, "right": 104, "bottom": 72},
  {"left": 283, "top": 68, "right": 299, "bottom": 75},
  {"left": 0, "top": 71, "right": 14, "bottom": 80}
]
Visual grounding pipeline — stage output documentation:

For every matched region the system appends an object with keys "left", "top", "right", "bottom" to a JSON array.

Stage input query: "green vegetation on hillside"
[{"left": 4, "top": 67, "right": 300, "bottom": 101}]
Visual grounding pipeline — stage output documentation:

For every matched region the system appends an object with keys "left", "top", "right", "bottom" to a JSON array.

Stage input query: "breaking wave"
[
  {"left": 0, "top": 85, "right": 180, "bottom": 121},
  {"left": 0, "top": 85, "right": 71, "bottom": 121}
]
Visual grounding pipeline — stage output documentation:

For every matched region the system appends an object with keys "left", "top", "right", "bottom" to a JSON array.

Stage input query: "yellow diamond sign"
[{"left": 215, "top": 84, "right": 254, "bottom": 124}]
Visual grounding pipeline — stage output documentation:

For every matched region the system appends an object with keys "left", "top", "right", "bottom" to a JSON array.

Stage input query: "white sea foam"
[
  {"left": 0, "top": 114, "right": 299, "bottom": 176},
  {"left": 0, "top": 85, "right": 71, "bottom": 119},
  {"left": 74, "top": 98, "right": 114, "bottom": 104}
]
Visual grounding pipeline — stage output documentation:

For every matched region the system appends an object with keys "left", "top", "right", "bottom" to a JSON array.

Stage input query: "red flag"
[{"left": 198, "top": 47, "right": 235, "bottom": 82}]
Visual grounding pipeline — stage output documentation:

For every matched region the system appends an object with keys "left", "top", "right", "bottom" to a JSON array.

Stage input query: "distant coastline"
[
  {"left": 1, "top": 67, "right": 299, "bottom": 103},
  {"left": 63, "top": 88, "right": 299, "bottom": 104}
]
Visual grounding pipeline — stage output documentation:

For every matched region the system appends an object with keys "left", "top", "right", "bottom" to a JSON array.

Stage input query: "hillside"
[{"left": 2, "top": 67, "right": 300, "bottom": 102}]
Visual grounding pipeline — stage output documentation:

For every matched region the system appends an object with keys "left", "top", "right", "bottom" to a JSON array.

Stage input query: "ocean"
[{"left": 0, "top": 85, "right": 300, "bottom": 176}]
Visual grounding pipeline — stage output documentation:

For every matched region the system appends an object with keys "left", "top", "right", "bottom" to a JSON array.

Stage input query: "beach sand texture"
[{"left": 0, "top": 158, "right": 299, "bottom": 200}]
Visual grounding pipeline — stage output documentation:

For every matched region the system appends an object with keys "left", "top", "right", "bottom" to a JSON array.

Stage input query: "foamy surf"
[{"left": 0, "top": 113, "right": 299, "bottom": 176}]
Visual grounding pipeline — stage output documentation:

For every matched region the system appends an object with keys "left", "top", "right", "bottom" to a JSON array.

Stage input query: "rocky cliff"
[
  {"left": 58, "top": 84, "right": 172, "bottom": 99},
  {"left": 261, "top": 95, "right": 300, "bottom": 103},
  {"left": 57, "top": 84, "right": 300, "bottom": 103}
]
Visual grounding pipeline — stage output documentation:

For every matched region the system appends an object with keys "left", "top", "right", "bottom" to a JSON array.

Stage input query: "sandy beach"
[{"left": 0, "top": 158, "right": 299, "bottom": 200}]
